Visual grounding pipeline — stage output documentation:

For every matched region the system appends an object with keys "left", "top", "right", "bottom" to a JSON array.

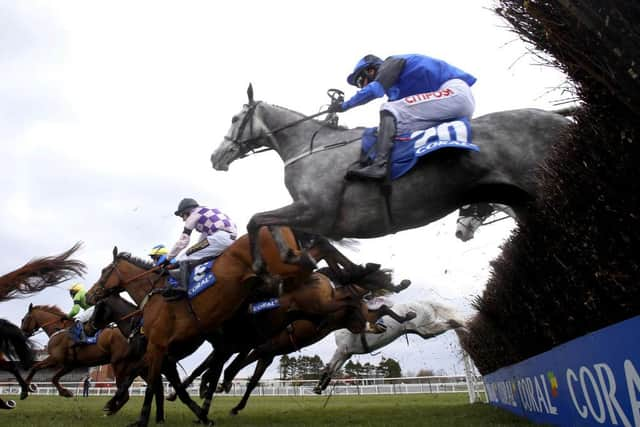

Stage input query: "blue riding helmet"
[{"left": 347, "top": 54, "right": 383, "bottom": 86}]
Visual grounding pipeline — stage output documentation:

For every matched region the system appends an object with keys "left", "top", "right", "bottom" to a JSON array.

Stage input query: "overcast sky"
[{"left": 0, "top": 1, "right": 568, "bottom": 379}]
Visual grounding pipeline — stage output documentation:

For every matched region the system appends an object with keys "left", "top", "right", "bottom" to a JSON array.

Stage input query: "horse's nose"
[
  {"left": 456, "top": 230, "right": 471, "bottom": 242},
  {"left": 455, "top": 230, "right": 463, "bottom": 239}
]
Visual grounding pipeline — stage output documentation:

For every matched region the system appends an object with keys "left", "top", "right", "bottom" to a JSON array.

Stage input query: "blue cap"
[{"left": 347, "top": 54, "right": 383, "bottom": 86}]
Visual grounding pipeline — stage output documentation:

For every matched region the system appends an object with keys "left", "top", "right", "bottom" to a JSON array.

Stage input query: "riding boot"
[
  {"left": 347, "top": 111, "right": 397, "bottom": 181},
  {"left": 163, "top": 261, "right": 189, "bottom": 300},
  {"left": 72, "top": 320, "right": 86, "bottom": 345}
]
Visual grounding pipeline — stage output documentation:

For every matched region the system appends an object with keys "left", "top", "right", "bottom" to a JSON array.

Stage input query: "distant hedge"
[{"left": 460, "top": 1, "right": 640, "bottom": 374}]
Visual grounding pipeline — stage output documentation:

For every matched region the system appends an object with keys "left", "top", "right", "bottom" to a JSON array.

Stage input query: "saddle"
[{"left": 359, "top": 118, "right": 478, "bottom": 180}]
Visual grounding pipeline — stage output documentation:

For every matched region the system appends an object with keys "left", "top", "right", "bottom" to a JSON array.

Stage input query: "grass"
[{"left": 1, "top": 393, "right": 539, "bottom": 426}]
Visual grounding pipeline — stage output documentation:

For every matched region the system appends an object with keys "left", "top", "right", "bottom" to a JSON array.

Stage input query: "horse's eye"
[{"left": 232, "top": 116, "right": 239, "bottom": 124}]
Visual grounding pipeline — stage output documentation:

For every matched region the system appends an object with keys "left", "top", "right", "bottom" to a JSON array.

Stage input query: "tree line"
[{"left": 278, "top": 354, "right": 402, "bottom": 380}]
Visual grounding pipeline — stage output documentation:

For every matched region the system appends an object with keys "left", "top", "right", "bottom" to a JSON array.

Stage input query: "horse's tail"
[
  {"left": 0, "top": 319, "right": 34, "bottom": 369},
  {"left": 428, "top": 301, "right": 468, "bottom": 329},
  {"left": 0, "top": 242, "right": 86, "bottom": 302}
]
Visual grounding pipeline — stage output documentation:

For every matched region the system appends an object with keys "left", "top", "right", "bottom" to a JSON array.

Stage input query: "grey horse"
[
  {"left": 455, "top": 202, "right": 516, "bottom": 242},
  {"left": 211, "top": 86, "right": 569, "bottom": 272}
]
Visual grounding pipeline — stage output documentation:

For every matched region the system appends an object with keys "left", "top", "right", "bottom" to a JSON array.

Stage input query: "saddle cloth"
[
  {"left": 361, "top": 117, "right": 479, "bottom": 180},
  {"left": 167, "top": 259, "right": 218, "bottom": 299}
]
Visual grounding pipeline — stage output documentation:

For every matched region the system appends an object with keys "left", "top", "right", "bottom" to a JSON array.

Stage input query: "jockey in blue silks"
[{"left": 329, "top": 54, "right": 477, "bottom": 180}]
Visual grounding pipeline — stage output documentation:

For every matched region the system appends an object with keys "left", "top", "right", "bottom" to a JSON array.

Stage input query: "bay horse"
[
  {"left": 0, "top": 242, "right": 85, "bottom": 408},
  {"left": 85, "top": 227, "right": 353, "bottom": 427},
  {"left": 87, "top": 295, "right": 164, "bottom": 423},
  {"left": 205, "top": 267, "right": 415, "bottom": 416},
  {"left": 455, "top": 202, "right": 516, "bottom": 242},
  {"left": 19, "top": 304, "right": 133, "bottom": 400},
  {"left": 211, "top": 86, "right": 570, "bottom": 273},
  {"left": 314, "top": 299, "right": 467, "bottom": 394}
]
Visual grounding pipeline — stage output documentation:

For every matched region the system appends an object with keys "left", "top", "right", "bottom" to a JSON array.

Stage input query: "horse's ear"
[
  {"left": 247, "top": 83, "right": 254, "bottom": 105},
  {"left": 28, "top": 303, "right": 33, "bottom": 311},
  {"left": 112, "top": 246, "right": 118, "bottom": 260}
]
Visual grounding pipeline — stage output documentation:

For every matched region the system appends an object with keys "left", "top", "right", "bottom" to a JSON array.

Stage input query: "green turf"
[{"left": 1, "top": 393, "right": 541, "bottom": 426}]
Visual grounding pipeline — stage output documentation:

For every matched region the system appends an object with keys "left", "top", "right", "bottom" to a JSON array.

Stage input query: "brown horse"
[
  {"left": 0, "top": 243, "right": 85, "bottom": 409},
  {"left": 85, "top": 227, "right": 341, "bottom": 426},
  {"left": 211, "top": 267, "right": 414, "bottom": 415},
  {"left": 19, "top": 304, "right": 133, "bottom": 400}
]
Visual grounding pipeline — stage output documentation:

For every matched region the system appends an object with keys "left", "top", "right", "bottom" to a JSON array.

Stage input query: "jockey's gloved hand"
[
  {"left": 156, "top": 255, "right": 177, "bottom": 267},
  {"left": 327, "top": 102, "right": 344, "bottom": 114}
]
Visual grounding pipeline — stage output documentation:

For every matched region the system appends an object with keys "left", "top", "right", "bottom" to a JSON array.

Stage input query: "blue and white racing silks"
[{"left": 342, "top": 54, "right": 477, "bottom": 111}]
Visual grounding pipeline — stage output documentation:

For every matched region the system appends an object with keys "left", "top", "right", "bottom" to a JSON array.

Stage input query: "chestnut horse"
[
  {"left": 19, "top": 304, "right": 133, "bottom": 400},
  {"left": 85, "top": 227, "right": 347, "bottom": 427},
  {"left": 0, "top": 242, "right": 85, "bottom": 409}
]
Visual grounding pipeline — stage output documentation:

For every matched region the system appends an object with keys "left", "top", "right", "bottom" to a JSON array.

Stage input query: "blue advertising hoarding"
[{"left": 483, "top": 315, "right": 640, "bottom": 426}]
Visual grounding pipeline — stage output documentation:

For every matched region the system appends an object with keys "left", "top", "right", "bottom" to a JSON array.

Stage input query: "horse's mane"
[
  {"left": 117, "top": 252, "right": 155, "bottom": 270},
  {"left": 269, "top": 102, "right": 349, "bottom": 131},
  {"left": 0, "top": 242, "right": 86, "bottom": 302},
  {"left": 32, "top": 304, "right": 66, "bottom": 318}
]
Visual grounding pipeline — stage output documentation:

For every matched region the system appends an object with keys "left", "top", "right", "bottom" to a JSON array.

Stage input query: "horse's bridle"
[
  {"left": 91, "top": 259, "right": 163, "bottom": 304},
  {"left": 224, "top": 100, "right": 339, "bottom": 161}
]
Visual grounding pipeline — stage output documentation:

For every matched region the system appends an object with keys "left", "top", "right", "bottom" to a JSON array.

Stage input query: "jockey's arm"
[
  {"left": 342, "top": 57, "right": 406, "bottom": 111},
  {"left": 167, "top": 213, "right": 198, "bottom": 259},
  {"left": 68, "top": 303, "right": 81, "bottom": 318}
]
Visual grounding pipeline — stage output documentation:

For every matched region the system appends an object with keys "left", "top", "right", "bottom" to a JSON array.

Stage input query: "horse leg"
[
  {"left": 246, "top": 201, "right": 315, "bottom": 274},
  {"left": 314, "top": 350, "right": 351, "bottom": 394},
  {"left": 153, "top": 376, "right": 165, "bottom": 425},
  {"left": 218, "top": 350, "right": 251, "bottom": 393},
  {"left": 128, "top": 382, "right": 156, "bottom": 427},
  {"left": 268, "top": 226, "right": 317, "bottom": 270},
  {"left": 0, "top": 397, "right": 16, "bottom": 410},
  {"left": 162, "top": 362, "right": 210, "bottom": 425},
  {"left": 51, "top": 365, "right": 75, "bottom": 397},
  {"left": 1, "top": 360, "right": 31, "bottom": 400},
  {"left": 167, "top": 349, "right": 215, "bottom": 402},
  {"left": 230, "top": 356, "right": 273, "bottom": 416},
  {"left": 105, "top": 368, "right": 135, "bottom": 415},
  {"left": 199, "top": 350, "right": 233, "bottom": 419},
  {"left": 375, "top": 305, "right": 416, "bottom": 324}
]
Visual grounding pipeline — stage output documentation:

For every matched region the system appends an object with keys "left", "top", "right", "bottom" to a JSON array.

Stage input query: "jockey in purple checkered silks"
[
  {"left": 328, "top": 54, "right": 477, "bottom": 181},
  {"left": 157, "top": 197, "right": 238, "bottom": 299}
]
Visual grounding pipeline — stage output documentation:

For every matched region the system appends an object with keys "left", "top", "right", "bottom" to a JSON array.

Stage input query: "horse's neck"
[
  {"left": 261, "top": 104, "right": 351, "bottom": 163},
  {"left": 36, "top": 310, "right": 68, "bottom": 335},
  {"left": 120, "top": 265, "right": 163, "bottom": 304}
]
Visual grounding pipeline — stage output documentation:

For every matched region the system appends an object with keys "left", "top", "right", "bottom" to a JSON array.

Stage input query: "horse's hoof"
[
  {"left": 156, "top": 420, "right": 165, "bottom": 424},
  {"left": 28, "top": 383, "right": 38, "bottom": 392},
  {"left": 405, "top": 311, "right": 417, "bottom": 320},
  {"left": 20, "top": 391, "right": 28, "bottom": 400},
  {"left": 312, "top": 387, "right": 322, "bottom": 395},
  {"left": 0, "top": 400, "right": 16, "bottom": 410},
  {"left": 229, "top": 408, "right": 239, "bottom": 416},
  {"left": 61, "top": 390, "right": 74, "bottom": 398},
  {"left": 166, "top": 392, "right": 177, "bottom": 402}
]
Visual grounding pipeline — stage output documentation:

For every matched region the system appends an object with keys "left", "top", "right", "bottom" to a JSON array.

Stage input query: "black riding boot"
[
  {"left": 347, "top": 111, "right": 397, "bottom": 180},
  {"left": 163, "top": 261, "right": 190, "bottom": 300}
]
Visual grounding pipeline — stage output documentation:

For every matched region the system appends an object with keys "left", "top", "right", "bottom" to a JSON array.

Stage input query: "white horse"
[{"left": 313, "top": 299, "right": 467, "bottom": 394}]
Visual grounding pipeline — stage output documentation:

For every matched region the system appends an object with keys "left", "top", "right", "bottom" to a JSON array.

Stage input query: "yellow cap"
[
  {"left": 69, "top": 283, "right": 84, "bottom": 293},
  {"left": 149, "top": 245, "right": 168, "bottom": 256}
]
